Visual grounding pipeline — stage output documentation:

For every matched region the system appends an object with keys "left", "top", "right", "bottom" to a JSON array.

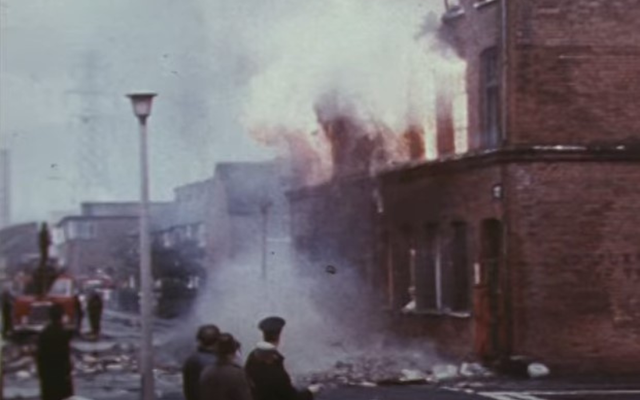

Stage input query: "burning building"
[{"left": 287, "top": 0, "right": 640, "bottom": 374}]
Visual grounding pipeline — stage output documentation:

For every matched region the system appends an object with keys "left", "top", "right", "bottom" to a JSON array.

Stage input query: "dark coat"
[
  {"left": 87, "top": 293, "right": 103, "bottom": 334},
  {"left": 183, "top": 348, "right": 218, "bottom": 400},
  {"left": 199, "top": 359, "right": 253, "bottom": 400},
  {"left": 245, "top": 343, "right": 312, "bottom": 400},
  {"left": 36, "top": 322, "right": 74, "bottom": 400}
]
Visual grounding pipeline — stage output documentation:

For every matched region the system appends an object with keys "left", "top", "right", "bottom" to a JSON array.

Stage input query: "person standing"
[
  {"left": 1, "top": 289, "right": 13, "bottom": 338},
  {"left": 199, "top": 333, "right": 252, "bottom": 400},
  {"left": 36, "top": 303, "right": 74, "bottom": 400},
  {"left": 183, "top": 324, "right": 220, "bottom": 400},
  {"left": 87, "top": 291, "right": 103, "bottom": 338},
  {"left": 73, "top": 293, "right": 84, "bottom": 336},
  {"left": 245, "top": 316, "right": 321, "bottom": 400}
]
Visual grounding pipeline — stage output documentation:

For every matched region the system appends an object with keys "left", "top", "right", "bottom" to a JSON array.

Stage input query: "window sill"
[
  {"left": 385, "top": 308, "right": 472, "bottom": 319},
  {"left": 442, "top": 7, "right": 465, "bottom": 21},
  {"left": 474, "top": 0, "right": 499, "bottom": 10}
]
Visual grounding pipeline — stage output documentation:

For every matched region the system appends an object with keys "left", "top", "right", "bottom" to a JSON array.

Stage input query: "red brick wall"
[
  {"left": 509, "top": 0, "right": 640, "bottom": 145},
  {"left": 62, "top": 218, "right": 137, "bottom": 277},
  {"left": 379, "top": 161, "right": 504, "bottom": 358},
  {"left": 440, "top": 0, "right": 502, "bottom": 151},
  {"left": 506, "top": 161, "right": 640, "bottom": 373}
]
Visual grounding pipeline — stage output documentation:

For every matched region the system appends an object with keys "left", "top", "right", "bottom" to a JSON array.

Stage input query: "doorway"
[{"left": 474, "top": 218, "right": 510, "bottom": 361}]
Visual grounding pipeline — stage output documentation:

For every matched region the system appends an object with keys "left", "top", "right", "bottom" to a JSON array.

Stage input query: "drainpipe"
[{"left": 500, "top": 0, "right": 514, "bottom": 358}]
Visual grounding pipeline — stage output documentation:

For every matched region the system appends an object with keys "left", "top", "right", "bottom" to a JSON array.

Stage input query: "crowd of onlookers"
[
  {"left": 31, "top": 303, "right": 322, "bottom": 400},
  {"left": 183, "top": 316, "right": 322, "bottom": 400}
]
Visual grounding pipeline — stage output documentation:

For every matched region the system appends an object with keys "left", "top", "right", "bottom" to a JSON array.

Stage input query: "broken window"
[
  {"left": 480, "top": 47, "right": 501, "bottom": 148},
  {"left": 444, "top": 0, "right": 463, "bottom": 12},
  {"left": 450, "top": 221, "right": 471, "bottom": 311},
  {"left": 67, "top": 220, "right": 96, "bottom": 240},
  {"left": 415, "top": 223, "right": 439, "bottom": 311}
]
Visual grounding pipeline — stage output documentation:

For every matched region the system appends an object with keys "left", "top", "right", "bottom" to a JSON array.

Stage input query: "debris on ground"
[
  {"left": 528, "top": 362, "right": 550, "bottom": 379},
  {"left": 431, "top": 364, "right": 459, "bottom": 382}
]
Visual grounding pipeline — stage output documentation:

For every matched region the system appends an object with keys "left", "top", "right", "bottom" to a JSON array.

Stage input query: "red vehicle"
[{"left": 11, "top": 271, "right": 79, "bottom": 334}]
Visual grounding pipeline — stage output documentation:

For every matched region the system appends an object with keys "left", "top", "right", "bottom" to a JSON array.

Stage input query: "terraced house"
[{"left": 289, "top": 0, "right": 640, "bottom": 373}]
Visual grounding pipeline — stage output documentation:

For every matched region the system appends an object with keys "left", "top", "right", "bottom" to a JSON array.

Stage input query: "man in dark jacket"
[
  {"left": 245, "top": 316, "right": 321, "bottom": 400},
  {"left": 87, "top": 291, "right": 103, "bottom": 337},
  {"left": 36, "top": 303, "right": 74, "bottom": 400},
  {"left": 73, "top": 294, "right": 83, "bottom": 336},
  {"left": 199, "top": 333, "right": 252, "bottom": 400},
  {"left": 183, "top": 324, "right": 220, "bottom": 400},
  {"left": 2, "top": 289, "right": 13, "bottom": 338}
]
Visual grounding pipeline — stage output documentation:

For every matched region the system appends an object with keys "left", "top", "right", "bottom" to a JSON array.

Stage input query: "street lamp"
[{"left": 127, "top": 92, "right": 157, "bottom": 400}]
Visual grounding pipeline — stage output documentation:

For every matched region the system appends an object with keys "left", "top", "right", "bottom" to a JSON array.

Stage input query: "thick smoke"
[
  {"left": 161, "top": 0, "right": 459, "bottom": 377},
  {"left": 240, "top": 0, "right": 465, "bottom": 181}
]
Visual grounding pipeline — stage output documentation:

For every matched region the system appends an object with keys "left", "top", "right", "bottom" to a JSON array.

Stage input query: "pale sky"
[
  {"left": 0, "top": 0, "right": 445, "bottom": 224},
  {"left": 0, "top": 0, "right": 275, "bottom": 223}
]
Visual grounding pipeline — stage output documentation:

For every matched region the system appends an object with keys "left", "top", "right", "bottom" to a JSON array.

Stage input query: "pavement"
[
  {"left": 4, "top": 308, "right": 639, "bottom": 400},
  {"left": 64, "top": 379, "right": 640, "bottom": 400}
]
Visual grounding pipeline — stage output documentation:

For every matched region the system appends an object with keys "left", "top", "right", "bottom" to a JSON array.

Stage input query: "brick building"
[
  {"left": 56, "top": 202, "right": 174, "bottom": 280},
  {"left": 289, "top": 0, "right": 640, "bottom": 374}
]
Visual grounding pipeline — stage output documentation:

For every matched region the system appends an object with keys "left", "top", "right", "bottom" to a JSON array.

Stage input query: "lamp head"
[{"left": 127, "top": 93, "right": 157, "bottom": 121}]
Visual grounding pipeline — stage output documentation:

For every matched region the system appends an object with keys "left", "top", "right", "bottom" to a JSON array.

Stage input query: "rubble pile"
[
  {"left": 2, "top": 339, "right": 181, "bottom": 381},
  {"left": 298, "top": 356, "right": 495, "bottom": 388}
]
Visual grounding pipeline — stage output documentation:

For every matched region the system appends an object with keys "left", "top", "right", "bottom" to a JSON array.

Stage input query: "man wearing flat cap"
[{"left": 245, "top": 316, "right": 321, "bottom": 400}]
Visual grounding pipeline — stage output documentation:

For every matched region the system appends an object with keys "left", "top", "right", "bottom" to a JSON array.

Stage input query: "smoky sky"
[{"left": 0, "top": 0, "right": 446, "bottom": 223}]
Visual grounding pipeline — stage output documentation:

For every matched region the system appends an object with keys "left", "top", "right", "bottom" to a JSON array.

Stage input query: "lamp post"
[{"left": 127, "top": 92, "right": 157, "bottom": 400}]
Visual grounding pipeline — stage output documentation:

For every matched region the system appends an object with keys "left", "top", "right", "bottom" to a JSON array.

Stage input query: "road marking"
[
  {"left": 524, "top": 389, "right": 640, "bottom": 396},
  {"left": 479, "top": 389, "right": 640, "bottom": 398},
  {"left": 479, "top": 393, "right": 547, "bottom": 400}
]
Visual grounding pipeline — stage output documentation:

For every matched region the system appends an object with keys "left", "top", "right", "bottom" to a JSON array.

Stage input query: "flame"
[{"left": 240, "top": 0, "right": 467, "bottom": 185}]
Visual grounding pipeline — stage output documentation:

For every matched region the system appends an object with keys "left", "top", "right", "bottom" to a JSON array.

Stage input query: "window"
[
  {"left": 450, "top": 221, "right": 471, "bottom": 311},
  {"left": 399, "top": 222, "right": 471, "bottom": 316},
  {"left": 67, "top": 221, "right": 96, "bottom": 240},
  {"left": 445, "top": 0, "right": 463, "bottom": 12},
  {"left": 481, "top": 47, "right": 501, "bottom": 148},
  {"left": 196, "top": 224, "right": 206, "bottom": 248},
  {"left": 415, "top": 223, "right": 440, "bottom": 311}
]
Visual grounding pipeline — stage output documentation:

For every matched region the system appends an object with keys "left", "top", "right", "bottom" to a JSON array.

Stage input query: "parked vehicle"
[{"left": 11, "top": 270, "right": 78, "bottom": 334}]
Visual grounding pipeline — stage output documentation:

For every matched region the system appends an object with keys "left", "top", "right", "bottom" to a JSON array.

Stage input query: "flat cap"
[{"left": 258, "top": 316, "right": 286, "bottom": 333}]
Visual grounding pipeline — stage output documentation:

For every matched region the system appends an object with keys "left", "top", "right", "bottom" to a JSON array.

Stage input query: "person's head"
[
  {"left": 49, "top": 303, "right": 64, "bottom": 323},
  {"left": 258, "top": 316, "right": 286, "bottom": 345},
  {"left": 215, "top": 333, "right": 240, "bottom": 358},
  {"left": 197, "top": 324, "right": 220, "bottom": 349}
]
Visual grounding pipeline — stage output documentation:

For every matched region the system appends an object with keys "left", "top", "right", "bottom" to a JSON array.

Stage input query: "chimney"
[{"left": 435, "top": 90, "right": 455, "bottom": 157}]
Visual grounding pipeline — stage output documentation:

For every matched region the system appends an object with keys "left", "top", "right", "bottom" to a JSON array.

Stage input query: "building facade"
[
  {"left": 289, "top": 0, "right": 640, "bottom": 373},
  {"left": 56, "top": 202, "right": 174, "bottom": 280}
]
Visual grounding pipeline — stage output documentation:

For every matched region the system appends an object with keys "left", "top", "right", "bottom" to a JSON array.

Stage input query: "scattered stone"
[
  {"left": 16, "top": 370, "right": 32, "bottom": 379},
  {"left": 460, "top": 362, "right": 492, "bottom": 378},
  {"left": 82, "top": 355, "right": 99, "bottom": 364},
  {"left": 431, "top": 364, "right": 459, "bottom": 382},
  {"left": 528, "top": 362, "right": 550, "bottom": 379},
  {"left": 399, "top": 369, "right": 428, "bottom": 381},
  {"left": 106, "top": 364, "right": 125, "bottom": 372},
  {"left": 5, "top": 356, "right": 33, "bottom": 372}
]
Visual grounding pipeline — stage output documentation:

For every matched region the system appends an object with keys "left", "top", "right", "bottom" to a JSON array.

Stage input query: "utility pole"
[{"left": 260, "top": 201, "right": 272, "bottom": 281}]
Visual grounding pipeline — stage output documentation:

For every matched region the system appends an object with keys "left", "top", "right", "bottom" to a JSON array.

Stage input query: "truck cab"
[{"left": 12, "top": 274, "right": 78, "bottom": 333}]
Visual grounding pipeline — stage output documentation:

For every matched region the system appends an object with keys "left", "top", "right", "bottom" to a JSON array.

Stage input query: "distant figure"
[
  {"left": 245, "top": 316, "right": 321, "bottom": 400},
  {"left": 36, "top": 303, "right": 74, "bottom": 400},
  {"left": 87, "top": 291, "right": 103, "bottom": 337},
  {"left": 1, "top": 289, "right": 13, "bottom": 338},
  {"left": 38, "top": 222, "right": 52, "bottom": 267},
  {"left": 183, "top": 324, "right": 220, "bottom": 400},
  {"left": 74, "top": 294, "right": 84, "bottom": 336},
  {"left": 199, "top": 333, "right": 252, "bottom": 400},
  {"left": 401, "top": 286, "right": 417, "bottom": 314}
]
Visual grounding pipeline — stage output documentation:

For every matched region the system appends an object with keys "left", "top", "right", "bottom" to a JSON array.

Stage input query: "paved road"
[{"left": 111, "top": 385, "right": 640, "bottom": 400}]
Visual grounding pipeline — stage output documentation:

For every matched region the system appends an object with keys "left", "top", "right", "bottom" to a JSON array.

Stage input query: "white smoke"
[{"left": 239, "top": 0, "right": 464, "bottom": 163}]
